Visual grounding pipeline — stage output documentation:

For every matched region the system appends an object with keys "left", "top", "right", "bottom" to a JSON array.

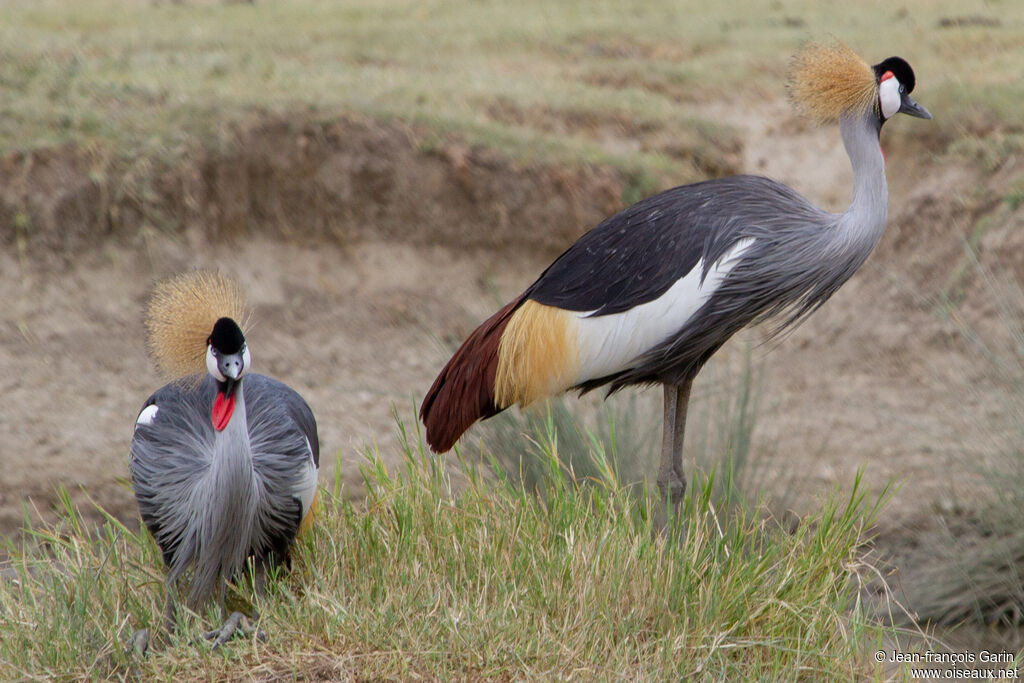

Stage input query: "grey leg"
[
  {"left": 128, "top": 585, "right": 176, "bottom": 656},
  {"left": 657, "top": 381, "right": 692, "bottom": 505},
  {"left": 657, "top": 384, "right": 679, "bottom": 496},
  {"left": 254, "top": 560, "right": 269, "bottom": 601},
  {"left": 200, "top": 574, "right": 266, "bottom": 649},
  {"left": 671, "top": 381, "right": 692, "bottom": 486},
  {"left": 162, "top": 590, "right": 177, "bottom": 633}
]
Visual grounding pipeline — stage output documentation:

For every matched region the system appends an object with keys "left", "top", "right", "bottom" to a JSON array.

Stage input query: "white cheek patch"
[
  {"left": 206, "top": 345, "right": 225, "bottom": 381},
  {"left": 572, "top": 238, "right": 756, "bottom": 382},
  {"left": 879, "top": 76, "right": 901, "bottom": 119},
  {"left": 136, "top": 404, "right": 159, "bottom": 426},
  {"left": 242, "top": 345, "right": 252, "bottom": 374}
]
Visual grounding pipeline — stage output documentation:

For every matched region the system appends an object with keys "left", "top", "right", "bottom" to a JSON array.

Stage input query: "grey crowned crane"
[
  {"left": 420, "top": 42, "right": 930, "bottom": 502},
  {"left": 129, "top": 271, "right": 319, "bottom": 650}
]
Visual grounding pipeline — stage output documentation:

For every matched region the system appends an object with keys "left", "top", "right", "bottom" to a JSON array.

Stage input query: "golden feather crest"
[
  {"left": 787, "top": 41, "right": 877, "bottom": 124},
  {"left": 145, "top": 271, "right": 251, "bottom": 380}
]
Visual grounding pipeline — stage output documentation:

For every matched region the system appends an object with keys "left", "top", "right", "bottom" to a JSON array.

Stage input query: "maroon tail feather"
[{"left": 420, "top": 297, "right": 524, "bottom": 452}]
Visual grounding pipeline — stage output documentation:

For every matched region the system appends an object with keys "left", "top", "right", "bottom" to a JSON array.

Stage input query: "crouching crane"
[
  {"left": 420, "top": 42, "right": 930, "bottom": 502},
  {"left": 129, "top": 271, "right": 319, "bottom": 650}
]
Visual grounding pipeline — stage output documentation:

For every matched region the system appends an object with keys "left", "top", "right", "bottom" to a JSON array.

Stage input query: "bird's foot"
[
  {"left": 202, "top": 612, "right": 266, "bottom": 650},
  {"left": 126, "top": 628, "right": 151, "bottom": 657}
]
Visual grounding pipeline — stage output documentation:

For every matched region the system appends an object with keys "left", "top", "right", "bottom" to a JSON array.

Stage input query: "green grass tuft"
[
  {"left": 473, "top": 347, "right": 801, "bottom": 516},
  {"left": 1, "top": 411, "right": 898, "bottom": 680}
]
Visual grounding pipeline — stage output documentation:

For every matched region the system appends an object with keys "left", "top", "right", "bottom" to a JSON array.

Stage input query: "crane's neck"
[
  {"left": 208, "top": 379, "right": 258, "bottom": 570},
  {"left": 183, "top": 379, "right": 258, "bottom": 605},
  {"left": 837, "top": 112, "right": 888, "bottom": 247},
  {"left": 216, "top": 381, "right": 249, "bottom": 447},
  {"left": 212, "top": 380, "right": 255, "bottom": 495}
]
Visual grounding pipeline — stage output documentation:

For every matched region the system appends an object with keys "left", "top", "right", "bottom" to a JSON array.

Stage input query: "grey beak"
[
  {"left": 899, "top": 91, "right": 931, "bottom": 120},
  {"left": 218, "top": 352, "right": 245, "bottom": 383}
]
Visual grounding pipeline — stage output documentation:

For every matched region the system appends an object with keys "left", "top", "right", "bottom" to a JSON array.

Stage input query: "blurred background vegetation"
[{"left": 1, "top": 0, "right": 1020, "bottom": 181}]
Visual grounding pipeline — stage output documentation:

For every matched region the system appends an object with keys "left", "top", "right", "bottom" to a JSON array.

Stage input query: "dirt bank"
[{"left": 1, "top": 113, "right": 626, "bottom": 258}]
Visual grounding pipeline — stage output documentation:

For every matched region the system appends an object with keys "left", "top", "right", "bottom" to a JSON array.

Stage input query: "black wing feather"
[
  {"left": 526, "top": 179, "right": 726, "bottom": 315},
  {"left": 525, "top": 176, "right": 817, "bottom": 317}
]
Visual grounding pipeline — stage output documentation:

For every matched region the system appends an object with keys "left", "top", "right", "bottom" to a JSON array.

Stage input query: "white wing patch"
[
  {"left": 136, "top": 404, "right": 159, "bottom": 426},
  {"left": 294, "top": 436, "right": 319, "bottom": 517},
  {"left": 573, "top": 238, "right": 755, "bottom": 382}
]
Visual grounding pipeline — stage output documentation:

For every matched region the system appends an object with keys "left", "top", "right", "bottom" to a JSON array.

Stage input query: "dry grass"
[{"left": 0, "top": 412, "right": 899, "bottom": 680}]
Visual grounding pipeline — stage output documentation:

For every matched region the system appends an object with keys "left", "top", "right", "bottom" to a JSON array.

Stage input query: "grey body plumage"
[
  {"left": 130, "top": 373, "right": 318, "bottom": 607},
  {"left": 129, "top": 274, "right": 319, "bottom": 651}
]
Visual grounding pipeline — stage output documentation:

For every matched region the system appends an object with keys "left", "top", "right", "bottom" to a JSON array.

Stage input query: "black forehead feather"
[
  {"left": 209, "top": 317, "right": 245, "bottom": 354},
  {"left": 872, "top": 56, "right": 916, "bottom": 93}
]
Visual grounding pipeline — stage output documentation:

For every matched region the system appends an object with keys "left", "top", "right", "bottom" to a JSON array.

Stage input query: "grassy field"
[
  {"left": 1, "top": 0, "right": 1021, "bottom": 181},
  {"left": 0, "top": 415, "right": 896, "bottom": 680}
]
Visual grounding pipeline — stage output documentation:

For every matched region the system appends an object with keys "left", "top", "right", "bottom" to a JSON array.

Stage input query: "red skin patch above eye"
[
  {"left": 211, "top": 391, "right": 235, "bottom": 431},
  {"left": 880, "top": 70, "right": 894, "bottom": 82}
]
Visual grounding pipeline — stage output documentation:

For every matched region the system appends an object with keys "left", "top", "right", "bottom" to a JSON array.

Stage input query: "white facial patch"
[
  {"left": 136, "top": 404, "right": 159, "bottom": 426},
  {"left": 206, "top": 345, "right": 225, "bottom": 381},
  {"left": 242, "top": 344, "right": 252, "bottom": 374},
  {"left": 879, "top": 75, "right": 901, "bottom": 120}
]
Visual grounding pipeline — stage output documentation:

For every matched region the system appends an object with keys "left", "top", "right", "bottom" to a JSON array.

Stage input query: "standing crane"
[
  {"left": 420, "top": 42, "right": 930, "bottom": 502},
  {"left": 129, "top": 271, "right": 319, "bottom": 651}
]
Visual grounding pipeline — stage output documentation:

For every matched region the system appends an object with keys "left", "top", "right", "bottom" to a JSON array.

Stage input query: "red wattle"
[
  {"left": 880, "top": 146, "right": 886, "bottom": 165},
  {"left": 211, "top": 391, "right": 235, "bottom": 431},
  {"left": 880, "top": 70, "right": 894, "bottom": 82}
]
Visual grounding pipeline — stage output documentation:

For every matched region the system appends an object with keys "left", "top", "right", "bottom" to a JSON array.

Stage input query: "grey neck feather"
[
  {"left": 836, "top": 112, "right": 887, "bottom": 250},
  {"left": 188, "top": 379, "right": 259, "bottom": 605}
]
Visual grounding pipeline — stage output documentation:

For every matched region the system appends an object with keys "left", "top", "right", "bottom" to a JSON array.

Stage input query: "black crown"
[
  {"left": 872, "top": 56, "right": 916, "bottom": 93},
  {"left": 209, "top": 317, "right": 245, "bottom": 354}
]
